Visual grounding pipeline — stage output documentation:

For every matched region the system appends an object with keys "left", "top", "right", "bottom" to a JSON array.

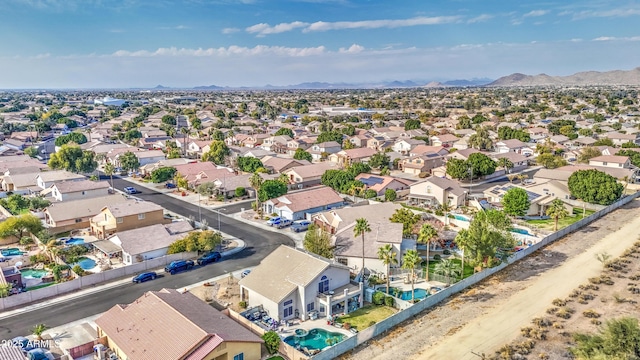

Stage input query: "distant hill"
[
  {"left": 189, "top": 78, "right": 495, "bottom": 90},
  {"left": 192, "top": 84, "right": 225, "bottom": 90},
  {"left": 489, "top": 67, "right": 640, "bottom": 86}
]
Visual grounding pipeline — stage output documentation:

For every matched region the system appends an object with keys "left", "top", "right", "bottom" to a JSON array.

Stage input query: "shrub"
[
  {"left": 239, "top": 301, "right": 247, "bottom": 309},
  {"left": 552, "top": 298, "right": 566, "bottom": 306},
  {"left": 372, "top": 291, "right": 386, "bottom": 305},
  {"left": 262, "top": 331, "right": 281, "bottom": 355},
  {"left": 532, "top": 317, "right": 551, "bottom": 328},
  {"left": 583, "top": 309, "right": 600, "bottom": 318},
  {"left": 443, "top": 249, "right": 451, "bottom": 255},
  {"left": 433, "top": 254, "right": 442, "bottom": 261},
  {"left": 235, "top": 187, "right": 246, "bottom": 197},
  {"left": 368, "top": 320, "right": 377, "bottom": 327},
  {"left": 384, "top": 296, "right": 395, "bottom": 307},
  {"left": 555, "top": 307, "right": 574, "bottom": 319},
  {"left": 72, "top": 265, "right": 85, "bottom": 276}
]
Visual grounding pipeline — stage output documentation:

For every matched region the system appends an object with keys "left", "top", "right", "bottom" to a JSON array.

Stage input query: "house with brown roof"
[
  {"left": 107, "top": 221, "right": 193, "bottom": 264},
  {"left": 354, "top": 173, "right": 414, "bottom": 196},
  {"left": 391, "top": 138, "right": 424, "bottom": 155},
  {"left": 96, "top": 288, "right": 263, "bottom": 360},
  {"left": 409, "top": 145, "right": 449, "bottom": 157},
  {"left": 588, "top": 155, "right": 631, "bottom": 169},
  {"left": 408, "top": 176, "right": 467, "bottom": 208},
  {"left": 48, "top": 179, "right": 110, "bottom": 202},
  {"left": 430, "top": 134, "right": 459, "bottom": 148},
  {"left": 604, "top": 131, "right": 640, "bottom": 146},
  {"left": 44, "top": 195, "right": 129, "bottom": 234},
  {"left": 495, "top": 139, "right": 534, "bottom": 155},
  {"left": 239, "top": 245, "right": 362, "bottom": 322},
  {"left": 90, "top": 200, "right": 169, "bottom": 239},
  {"left": 260, "top": 156, "right": 309, "bottom": 174},
  {"left": 309, "top": 141, "right": 342, "bottom": 161},
  {"left": 173, "top": 162, "right": 236, "bottom": 187},
  {"left": 283, "top": 162, "right": 339, "bottom": 189},
  {"left": 447, "top": 148, "right": 480, "bottom": 161},
  {"left": 262, "top": 186, "right": 344, "bottom": 220},
  {"left": 492, "top": 152, "right": 529, "bottom": 172},
  {"left": 399, "top": 153, "right": 446, "bottom": 176},
  {"left": 328, "top": 147, "right": 378, "bottom": 167}
]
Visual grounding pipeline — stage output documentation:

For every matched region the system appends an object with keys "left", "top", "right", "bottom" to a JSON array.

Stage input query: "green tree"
[
  {"left": 236, "top": 157, "right": 264, "bottom": 173},
  {"left": 258, "top": 180, "right": 288, "bottom": 202},
  {"left": 467, "top": 152, "right": 497, "bottom": 177},
  {"left": 249, "top": 173, "right": 264, "bottom": 214},
  {"left": 546, "top": 198, "right": 569, "bottom": 231},
  {"left": 446, "top": 158, "right": 470, "bottom": 180},
  {"left": 24, "top": 146, "right": 38, "bottom": 158},
  {"left": 347, "top": 162, "right": 371, "bottom": 177},
  {"left": 201, "top": 140, "right": 230, "bottom": 164},
  {"left": 32, "top": 324, "right": 47, "bottom": 340},
  {"left": 369, "top": 152, "right": 390, "bottom": 169},
  {"left": 262, "top": 330, "right": 281, "bottom": 355},
  {"left": 354, "top": 218, "right": 371, "bottom": 276},
  {"left": 48, "top": 144, "right": 97, "bottom": 173},
  {"left": 234, "top": 187, "right": 246, "bottom": 197},
  {"left": 578, "top": 147, "right": 603, "bottom": 163},
  {"left": 29, "top": 197, "right": 50, "bottom": 211},
  {"left": 497, "top": 157, "right": 514, "bottom": 173},
  {"left": 274, "top": 127, "right": 294, "bottom": 137},
  {"left": 571, "top": 317, "right": 640, "bottom": 359},
  {"left": 418, "top": 223, "right": 438, "bottom": 280},
  {"left": 161, "top": 114, "right": 176, "bottom": 125},
  {"left": 389, "top": 208, "right": 421, "bottom": 237},
  {"left": 1, "top": 194, "right": 30, "bottom": 214},
  {"left": 104, "top": 162, "right": 115, "bottom": 189},
  {"left": 501, "top": 187, "right": 531, "bottom": 216},
  {"left": 568, "top": 169, "right": 623, "bottom": 205},
  {"left": 454, "top": 210, "right": 515, "bottom": 270},
  {"left": 293, "top": 148, "right": 313, "bottom": 162},
  {"left": 119, "top": 151, "right": 140, "bottom": 173},
  {"left": 457, "top": 116, "right": 472, "bottom": 129},
  {"left": 55, "top": 132, "right": 88, "bottom": 146},
  {"left": 402, "top": 249, "right": 421, "bottom": 303},
  {"left": 316, "top": 131, "right": 343, "bottom": 144},
  {"left": 468, "top": 126, "right": 493, "bottom": 150},
  {"left": 384, "top": 188, "right": 397, "bottom": 202},
  {"left": 377, "top": 243, "right": 397, "bottom": 294},
  {"left": 0, "top": 283, "right": 10, "bottom": 298},
  {"left": 536, "top": 153, "right": 567, "bottom": 169},
  {"left": 404, "top": 119, "right": 421, "bottom": 130},
  {"left": 303, "top": 224, "right": 334, "bottom": 259},
  {"left": 0, "top": 214, "right": 43, "bottom": 239},
  {"left": 433, "top": 258, "right": 462, "bottom": 285},
  {"left": 151, "top": 166, "right": 177, "bottom": 183}
]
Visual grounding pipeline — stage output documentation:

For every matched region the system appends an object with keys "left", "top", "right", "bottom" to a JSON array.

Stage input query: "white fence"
[
  {"left": 0, "top": 252, "right": 197, "bottom": 311},
  {"left": 310, "top": 192, "right": 640, "bottom": 360}
]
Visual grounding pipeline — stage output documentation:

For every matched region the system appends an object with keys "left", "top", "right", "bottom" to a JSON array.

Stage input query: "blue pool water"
[
  {"left": 511, "top": 228, "right": 532, "bottom": 235},
  {"left": 20, "top": 268, "right": 50, "bottom": 279},
  {"left": 65, "top": 237, "right": 85, "bottom": 245},
  {"left": 284, "top": 328, "right": 345, "bottom": 351},
  {"left": 72, "top": 257, "right": 96, "bottom": 270},
  {"left": 383, "top": 288, "right": 429, "bottom": 301},
  {"left": 452, "top": 214, "right": 469, "bottom": 221},
  {"left": 1, "top": 248, "right": 24, "bottom": 256}
]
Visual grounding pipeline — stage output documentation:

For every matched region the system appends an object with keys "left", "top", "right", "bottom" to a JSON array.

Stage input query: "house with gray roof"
[
  {"left": 44, "top": 195, "right": 129, "bottom": 234},
  {"left": 239, "top": 245, "right": 363, "bottom": 322},
  {"left": 36, "top": 170, "right": 86, "bottom": 189},
  {"left": 107, "top": 221, "right": 192, "bottom": 264},
  {"left": 48, "top": 179, "right": 110, "bottom": 202},
  {"left": 408, "top": 176, "right": 467, "bottom": 208},
  {"left": 262, "top": 186, "right": 344, "bottom": 221}
]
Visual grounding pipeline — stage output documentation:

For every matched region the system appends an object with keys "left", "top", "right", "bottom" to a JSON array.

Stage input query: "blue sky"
[{"left": 2, "top": 0, "right": 640, "bottom": 88}]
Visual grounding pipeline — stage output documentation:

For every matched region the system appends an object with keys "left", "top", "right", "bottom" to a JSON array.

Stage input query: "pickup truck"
[
  {"left": 291, "top": 220, "right": 311, "bottom": 233},
  {"left": 266, "top": 217, "right": 283, "bottom": 226},
  {"left": 277, "top": 219, "right": 293, "bottom": 229},
  {"left": 164, "top": 260, "right": 194, "bottom": 275}
]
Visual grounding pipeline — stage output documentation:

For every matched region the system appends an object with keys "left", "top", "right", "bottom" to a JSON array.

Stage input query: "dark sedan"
[
  {"left": 197, "top": 251, "right": 222, "bottom": 266},
  {"left": 132, "top": 272, "right": 157, "bottom": 283}
]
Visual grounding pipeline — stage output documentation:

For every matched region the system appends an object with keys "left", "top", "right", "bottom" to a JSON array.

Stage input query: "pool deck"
[{"left": 277, "top": 317, "right": 354, "bottom": 340}]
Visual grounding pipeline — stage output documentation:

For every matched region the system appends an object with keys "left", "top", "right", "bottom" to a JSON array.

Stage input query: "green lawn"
[
  {"left": 266, "top": 357, "right": 284, "bottom": 360},
  {"left": 335, "top": 304, "right": 396, "bottom": 330},
  {"left": 26, "top": 282, "right": 55, "bottom": 291},
  {"left": 423, "top": 257, "right": 474, "bottom": 281},
  {"left": 526, "top": 208, "right": 595, "bottom": 231}
]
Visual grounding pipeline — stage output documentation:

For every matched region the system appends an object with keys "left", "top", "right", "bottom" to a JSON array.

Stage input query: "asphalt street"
[{"left": 0, "top": 176, "right": 293, "bottom": 340}]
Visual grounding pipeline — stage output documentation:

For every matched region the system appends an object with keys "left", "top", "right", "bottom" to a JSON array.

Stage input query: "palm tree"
[
  {"left": 32, "top": 323, "right": 47, "bottom": 340},
  {"left": 348, "top": 182, "right": 363, "bottom": 203},
  {"left": 353, "top": 218, "right": 371, "bottom": 279},
  {"left": 402, "top": 250, "right": 421, "bottom": 303},
  {"left": 439, "top": 201, "right": 452, "bottom": 227},
  {"left": 249, "top": 172, "right": 264, "bottom": 215},
  {"left": 417, "top": 224, "right": 438, "bottom": 280},
  {"left": 497, "top": 158, "right": 514, "bottom": 173},
  {"left": 468, "top": 126, "right": 493, "bottom": 150},
  {"left": 180, "top": 126, "right": 190, "bottom": 155},
  {"left": 104, "top": 162, "right": 115, "bottom": 190},
  {"left": 434, "top": 258, "right": 462, "bottom": 286},
  {"left": 517, "top": 174, "right": 528, "bottom": 185},
  {"left": 546, "top": 198, "right": 569, "bottom": 231},
  {"left": 377, "top": 244, "right": 398, "bottom": 294}
]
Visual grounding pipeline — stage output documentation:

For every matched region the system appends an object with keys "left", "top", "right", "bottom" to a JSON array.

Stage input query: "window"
[
  {"left": 306, "top": 302, "right": 315, "bottom": 312},
  {"left": 82, "top": 191, "right": 86, "bottom": 195},
  {"left": 116, "top": 217, "right": 123, "bottom": 224},
  {"left": 75, "top": 218, "right": 82, "bottom": 223},
  {"left": 284, "top": 299, "right": 293, "bottom": 306},
  {"left": 318, "top": 275, "right": 329, "bottom": 293},
  {"left": 426, "top": 186, "right": 432, "bottom": 194},
  {"left": 233, "top": 353, "right": 244, "bottom": 360},
  {"left": 603, "top": 162, "right": 608, "bottom": 166},
  {"left": 283, "top": 306, "right": 293, "bottom": 318},
  {"left": 138, "top": 213, "right": 145, "bottom": 220},
  {"left": 337, "top": 258, "right": 348, "bottom": 266}
]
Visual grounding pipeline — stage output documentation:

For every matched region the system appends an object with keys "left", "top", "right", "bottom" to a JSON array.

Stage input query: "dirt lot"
[
  {"left": 190, "top": 275, "right": 244, "bottom": 312},
  {"left": 341, "top": 199, "right": 640, "bottom": 360}
]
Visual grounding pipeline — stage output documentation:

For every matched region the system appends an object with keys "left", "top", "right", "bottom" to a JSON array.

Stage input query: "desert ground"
[{"left": 341, "top": 199, "right": 640, "bottom": 360}]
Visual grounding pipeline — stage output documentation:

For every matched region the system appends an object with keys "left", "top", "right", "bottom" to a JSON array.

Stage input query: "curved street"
[{"left": 0, "top": 176, "right": 294, "bottom": 340}]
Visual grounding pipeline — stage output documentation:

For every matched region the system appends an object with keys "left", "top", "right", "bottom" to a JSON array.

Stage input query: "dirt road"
[{"left": 344, "top": 199, "right": 640, "bottom": 360}]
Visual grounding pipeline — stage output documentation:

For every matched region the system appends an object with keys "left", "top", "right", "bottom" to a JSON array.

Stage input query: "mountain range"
[{"left": 488, "top": 67, "right": 640, "bottom": 86}]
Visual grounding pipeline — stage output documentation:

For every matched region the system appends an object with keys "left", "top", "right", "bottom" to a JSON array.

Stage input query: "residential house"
[
  {"left": 408, "top": 176, "right": 467, "bottom": 208},
  {"left": 108, "top": 221, "right": 193, "bottom": 264},
  {"left": 430, "top": 134, "right": 459, "bottom": 148},
  {"left": 48, "top": 180, "right": 110, "bottom": 202},
  {"left": 605, "top": 132, "right": 640, "bottom": 146},
  {"left": 261, "top": 156, "right": 310, "bottom": 174},
  {"left": 36, "top": 170, "right": 86, "bottom": 190},
  {"left": 348, "top": 134, "right": 371, "bottom": 148},
  {"left": 447, "top": 148, "right": 480, "bottom": 161},
  {"left": 399, "top": 153, "right": 446, "bottom": 176},
  {"left": 185, "top": 140, "right": 211, "bottom": 157},
  {"left": 138, "top": 158, "right": 193, "bottom": 177},
  {"left": 173, "top": 162, "right": 236, "bottom": 188},
  {"left": 90, "top": 200, "right": 170, "bottom": 239},
  {"left": 588, "top": 155, "right": 631, "bottom": 169},
  {"left": 96, "top": 288, "right": 263, "bottom": 360},
  {"left": 261, "top": 135, "right": 292, "bottom": 153},
  {"left": 243, "top": 133, "right": 270, "bottom": 148},
  {"left": 308, "top": 141, "right": 342, "bottom": 161},
  {"left": 495, "top": 139, "right": 534, "bottom": 155},
  {"left": 262, "top": 186, "right": 344, "bottom": 220},
  {"left": 483, "top": 183, "right": 572, "bottom": 216},
  {"left": 354, "top": 173, "right": 414, "bottom": 196},
  {"left": 366, "top": 136, "right": 392, "bottom": 152},
  {"left": 239, "top": 245, "right": 363, "bottom": 322},
  {"left": 453, "top": 136, "right": 471, "bottom": 150},
  {"left": 572, "top": 137, "right": 597, "bottom": 147},
  {"left": 328, "top": 147, "right": 378, "bottom": 167},
  {"left": 492, "top": 152, "right": 529, "bottom": 173},
  {"left": 549, "top": 135, "right": 571, "bottom": 145},
  {"left": 283, "top": 162, "right": 339, "bottom": 189},
  {"left": 213, "top": 173, "right": 254, "bottom": 199},
  {"left": 391, "top": 138, "right": 424, "bottom": 155},
  {"left": 1, "top": 169, "right": 44, "bottom": 192},
  {"left": 44, "top": 195, "right": 128, "bottom": 234}
]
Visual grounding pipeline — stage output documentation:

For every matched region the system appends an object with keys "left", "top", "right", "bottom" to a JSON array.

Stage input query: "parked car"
[
  {"left": 165, "top": 182, "right": 176, "bottom": 189},
  {"left": 277, "top": 219, "right": 292, "bottom": 229},
  {"left": 266, "top": 217, "right": 283, "bottom": 226},
  {"left": 164, "top": 260, "right": 194, "bottom": 275},
  {"left": 241, "top": 269, "right": 251, "bottom": 278},
  {"left": 132, "top": 272, "right": 157, "bottom": 283},
  {"left": 291, "top": 220, "right": 311, "bottom": 233},
  {"left": 197, "top": 251, "right": 222, "bottom": 266},
  {"left": 123, "top": 186, "right": 139, "bottom": 194}
]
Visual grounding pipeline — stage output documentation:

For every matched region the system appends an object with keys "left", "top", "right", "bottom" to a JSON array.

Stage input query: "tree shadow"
[{"left": 503, "top": 250, "right": 569, "bottom": 283}]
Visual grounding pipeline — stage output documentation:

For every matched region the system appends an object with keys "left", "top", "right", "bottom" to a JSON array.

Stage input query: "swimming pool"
[
  {"left": 452, "top": 214, "right": 469, "bottom": 221},
  {"left": 20, "top": 268, "right": 50, "bottom": 279},
  {"left": 72, "top": 257, "right": 97, "bottom": 270},
  {"left": 284, "top": 328, "right": 345, "bottom": 351},
  {"left": 1, "top": 248, "right": 24, "bottom": 256},
  {"left": 383, "top": 288, "right": 429, "bottom": 301},
  {"left": 511, "top": 228, "right": 532, "bottom": 235},
  {"left": 65, "top": 237, "right": 85, "bottom": 245}
]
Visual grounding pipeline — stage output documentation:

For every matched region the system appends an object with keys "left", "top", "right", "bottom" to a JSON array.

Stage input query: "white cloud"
[
  {"left": 593, "top": 36, "right": 615, "bottom": 41},
  {"left": 111, "top": 45, "right": 328, "bottom": 57},
  {"left": 339, "top": 44, "right": 365, "bottom": 53},
  {"left": 523, "top": 10, "right": 549, "bottom": 17},
  {"left": 222, "top": 27, "right": 240, "bottom": 34},
  {"left": 467, "top": 14, "right": 493, "bottom": 23},
  {"left": 246, "top": 21, "right": 309, "bottom": 37},
  {"left": 567, "top": 7, "right": 640, "bottom": 20},
  {"left": 592, "top": 36, "right": 640, "bottom": 42},
  {"left": 158, "top": 25, "right": 189, "bottom": 30}
]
